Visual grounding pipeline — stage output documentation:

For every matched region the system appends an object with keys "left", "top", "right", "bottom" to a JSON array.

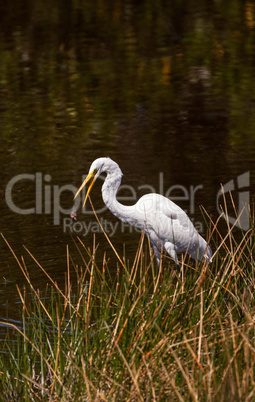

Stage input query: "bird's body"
[{"left": 74, "top": 157, "right": 212, "bottom": 265}]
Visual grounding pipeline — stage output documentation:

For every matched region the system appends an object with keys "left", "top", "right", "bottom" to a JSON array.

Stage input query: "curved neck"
[{"left": 101, "top": 169, "right": 136, "bottom": 224}]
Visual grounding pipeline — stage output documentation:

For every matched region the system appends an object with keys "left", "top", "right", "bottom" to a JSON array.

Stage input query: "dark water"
[{"left": 0, "top": 0, "right": 255, "bottom": 329}]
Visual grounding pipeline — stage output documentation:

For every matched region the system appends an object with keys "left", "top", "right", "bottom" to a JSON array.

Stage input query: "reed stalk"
[{"left": 0, "top": 202, "right": 254, "bottom": 400}]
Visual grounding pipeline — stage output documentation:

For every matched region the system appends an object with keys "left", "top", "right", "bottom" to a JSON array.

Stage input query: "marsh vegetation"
[{"left": 0, "top": 205, "right": 254, "bottom": 401}]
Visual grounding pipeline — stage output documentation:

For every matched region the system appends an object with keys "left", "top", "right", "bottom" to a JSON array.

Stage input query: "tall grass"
[{"left": 0, "top": 205, "right": 254, "bottom": 401}]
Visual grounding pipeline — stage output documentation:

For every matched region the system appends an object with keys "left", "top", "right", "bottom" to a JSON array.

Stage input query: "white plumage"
[{"left": 74, "top": 157, "right": 212, "bottom": 266}]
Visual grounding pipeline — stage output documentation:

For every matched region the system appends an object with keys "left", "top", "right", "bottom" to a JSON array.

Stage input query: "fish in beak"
[{"left": 74, "top": 169, "right": 97, "bottom": 207}]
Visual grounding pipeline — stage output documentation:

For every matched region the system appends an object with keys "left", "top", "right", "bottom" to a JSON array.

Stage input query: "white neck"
[{"left": 101, "top": 168, "right": 137, "bottom": 225}]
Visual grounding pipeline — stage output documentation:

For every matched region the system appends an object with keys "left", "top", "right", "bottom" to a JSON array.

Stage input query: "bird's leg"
[
  {"left": 151, "top": 244, "right": 164, "bottom": 291},
  {"left": 152, "top": 244, "right": 161, "bottom": 267},
  {"left": 145, "top": 232, "right": 161, "bottom": 268}
]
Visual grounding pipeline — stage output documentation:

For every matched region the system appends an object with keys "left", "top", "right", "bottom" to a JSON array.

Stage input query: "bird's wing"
[{"left": 137, "top": 194, "right": 197, "bottom": 252}]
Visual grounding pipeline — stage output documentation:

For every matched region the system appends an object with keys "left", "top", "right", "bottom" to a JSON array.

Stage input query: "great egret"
[{"left": 74, "top": 157, "right": 212, "bottom": 266}]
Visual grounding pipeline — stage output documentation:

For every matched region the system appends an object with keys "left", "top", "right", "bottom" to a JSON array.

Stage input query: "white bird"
[{"left": 74, "top": 157, "right": 212, "bottom": 266}]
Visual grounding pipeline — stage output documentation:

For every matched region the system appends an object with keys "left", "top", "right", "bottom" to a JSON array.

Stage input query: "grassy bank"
[{"left": 0, "top": 208, "right": 254, "bottom": 401}]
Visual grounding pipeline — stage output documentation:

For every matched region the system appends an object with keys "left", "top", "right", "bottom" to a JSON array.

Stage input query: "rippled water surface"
[{"left": 0, "top": 0, "right": 255, "bottom": 328}]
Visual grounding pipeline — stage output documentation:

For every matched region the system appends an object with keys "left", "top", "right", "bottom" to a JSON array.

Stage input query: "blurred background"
[{"left": 0, "top": 0, "right": 254, "bottom": 320}]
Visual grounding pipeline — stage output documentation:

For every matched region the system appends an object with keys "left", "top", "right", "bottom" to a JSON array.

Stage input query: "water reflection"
[{"left": 0, "top": 0, "right": 255, "bottom": 330}]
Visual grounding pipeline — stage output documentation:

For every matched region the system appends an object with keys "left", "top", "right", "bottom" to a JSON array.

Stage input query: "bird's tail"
[
  {"left": 201, "top": 244, "right": 212, "bottom": 263},
  {"left": 189, "top": 233, "right": 212, "bottom": 263}
]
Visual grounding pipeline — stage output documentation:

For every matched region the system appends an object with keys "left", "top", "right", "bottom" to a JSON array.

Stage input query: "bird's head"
[{"left": 74, "top": 157, "right": 119, "bottom": 206}]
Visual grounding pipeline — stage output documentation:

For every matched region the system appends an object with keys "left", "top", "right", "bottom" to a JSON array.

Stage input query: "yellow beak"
[{"left": 74, "top": 170, "right": 97, "bottom": 207}]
